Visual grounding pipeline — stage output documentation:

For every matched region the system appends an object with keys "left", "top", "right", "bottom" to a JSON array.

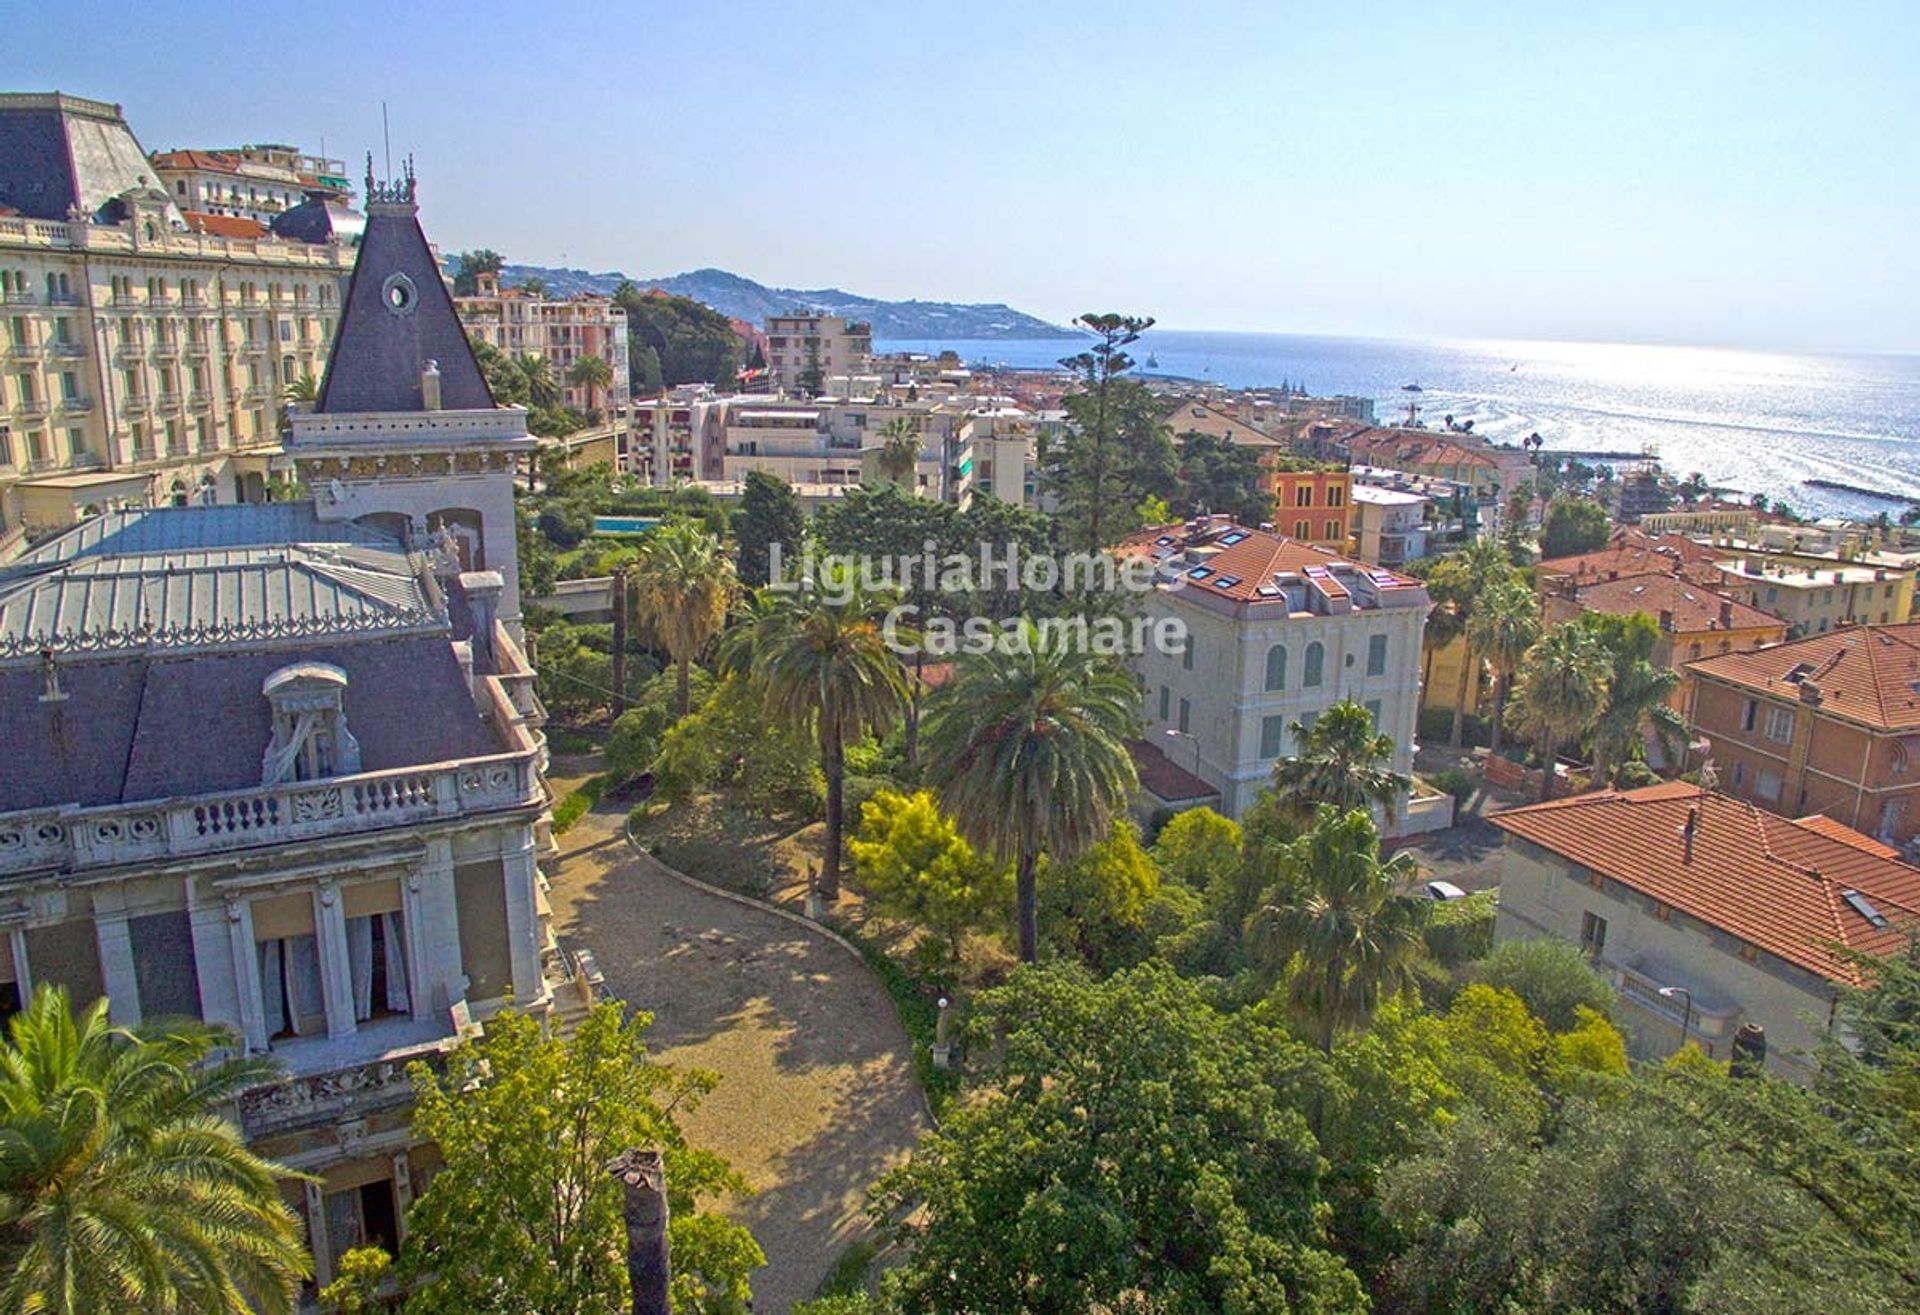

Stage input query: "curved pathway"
[{"left": 546, "top": 804, "right": 927, "bottom": 1313}]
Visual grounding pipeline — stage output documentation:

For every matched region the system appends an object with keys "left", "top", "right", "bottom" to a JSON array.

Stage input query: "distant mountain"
[{"left": 469, "top": 261, "right": 1079, "bottom": 340}]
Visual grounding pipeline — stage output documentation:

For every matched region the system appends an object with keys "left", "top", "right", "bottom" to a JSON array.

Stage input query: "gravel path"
[{"left": 547, "top": 804, "right": 928, "bottom": 1313}]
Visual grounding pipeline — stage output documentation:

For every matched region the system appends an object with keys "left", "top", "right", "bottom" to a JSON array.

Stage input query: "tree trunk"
[
  {"left": 819, "top": 729, "right": 844, "bottom": 901},
  {"left": 1540, "top": 735, "right": 1559, "bottom": 801},
  {"left": 1449, "top": 640, "right": 1474, "bottom": 747},
  {"left": 905, "top": 650, "right": 925, "bottom": 773},
  {"left": 1489, "top": 670, "right": 1507, "bottom": 755},
  {"left": 1589, "top": 732, "right": 1610, "bottom": 794},
  {"left": 605, "top": 1149, "right": 671, "bottom": 1315},
  {"left": 611, "top": 570, "right": 629, "bottom": 718},
  {"left": 1015, "top": 845, "right": 1039, "bottom": 964},
  {"left": 675, "top": 654, "right": 691, "bottom": 719}
]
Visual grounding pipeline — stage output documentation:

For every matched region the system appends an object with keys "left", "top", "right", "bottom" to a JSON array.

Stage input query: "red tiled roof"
[
  {"left": 1571, "top": 571, "right": 1782, "bottom": 634},
  {"left": 1116, "top": 518, "right": 1423, "bottom": 606},
  {"left": 1538, "top": 529, "right": 1724, "bottom": 587},
  {"left": 1688, "top": 622, "right": 1920, "bottom": 731},
  {"left": 181, "top": 211, "right": 268, "bottom": 239},
  {"left": 1491, "top": 782, "right": 1920, "bottom": 983},
  {"left": 151, "top": 149, "right": 242, "bottom": 175},
  {"left": 1128, "top": 737, "right": 1216, "bottom": 804}
]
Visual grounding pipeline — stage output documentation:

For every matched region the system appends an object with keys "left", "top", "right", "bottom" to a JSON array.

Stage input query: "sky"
[{"left": 8, "top": 1, "right": 1918, "bottom": 351}]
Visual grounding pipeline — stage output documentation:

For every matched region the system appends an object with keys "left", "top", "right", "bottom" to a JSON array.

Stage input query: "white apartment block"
[
  {"left": 149, "top": 143, "right": 353, "bottom": 226},
  {"left": 1125, "top": 517, "right": 1433, "bottom": 822},
  {"left": 764, "top": 311, "right": 871, "bottom": 394},
  {"left": 0, "top": 94, "right": 358, "bottom": 549}
]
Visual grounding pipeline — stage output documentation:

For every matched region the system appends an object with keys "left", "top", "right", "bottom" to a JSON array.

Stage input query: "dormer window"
[{"left": 261, "top": 662, "right": 362, "bottom": 784}]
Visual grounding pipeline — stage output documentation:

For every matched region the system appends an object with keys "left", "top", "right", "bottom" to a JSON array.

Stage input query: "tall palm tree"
[
  {"left": 1585, "top": 614, "right": 1686, "bottom": 787},
  {"left": 1467, "top": 577, "right": 1542, "bottom": 756},
  {"left": 721, "top": 564, "right": 907, "bottom": 900},
  {"left": 567, "top": 353, "right": 613, "bottom": 415},
  {"left": 921, "top": 623, "right": 1140, "bottom": 962},
  {"left": 280, "top": 372, "right": 320, "bottom": 406},
  {"left": 1441, "top": 537, "right": 1518, "bottom": 747},
  {"left": 630, "top": 521, "right": 737, "bottom": 718},
  {"left": 1246, "top": 806, "right": 1428, "bottom": 1052},
  {"left": 1270, "top": 698, "right": 1411, "bottom": 823},
  {"left": 876, "top": 415, "right": 921, "bottom": 486},
  {"left": 516, "top": 354, "right": 561, "bottom": 409},
  {"left": 0, "top": 985, "right": 311, "bottom": 1314},
  {"left": 1511, "top": 622, "right": 1610, "bottom": 800}
]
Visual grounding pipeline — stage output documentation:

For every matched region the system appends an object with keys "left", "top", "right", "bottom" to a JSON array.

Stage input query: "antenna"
[{"left": 382, "top": 102, "right": 392, "bottom": 181}]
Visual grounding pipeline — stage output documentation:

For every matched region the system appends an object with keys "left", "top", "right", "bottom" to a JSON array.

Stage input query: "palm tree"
[
  {"left": 630, "top": 521, "right": 737, "bottom": 718},
  {"left": 567, "top": 353, "right": 613, "bottom": 415},
  {"left": 1444, "top": 538, "right": 1517, "bottom": 747},
  {"left": 721, "top": 564, "right": 907, "bottom": 900},
  {"left": 0, "top": 985, "right": 311, "bottom": 1313},
  {"left": 1467, "top": 577, "right": 1542, "bottom": 756},
  {"left": 516, "top": 354, "right": 561, "bottom": 409},
  {"left": 1246, "top": 806, "right": 1428, "bottom": 1052},
  {"left": 1270, "top": 699, "right": 1411, "bottom": 823},
  {"left": 876, "top": 415, "right": 921, "bottom": 486},
  {"left": 281, "top": 372, "right": 319, "bottom": 406},
  {"left": 1511, "top": 622, "right": 1610, "bottom": 800},
  {"left": 921, "top": 623, "right": 1140, "bottom": 962},
  {"left": 1585, "top": 614, "right": 1686, "bottom": 787}
]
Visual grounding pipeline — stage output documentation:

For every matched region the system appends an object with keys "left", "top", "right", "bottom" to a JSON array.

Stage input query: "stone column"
[
  {"left": 314, "top": 881, "right": 356, "bottom": 1040},
  {"left": 91, "top": 907, "right": 140, "bottom": 1027},
  {"left": 305, "top": 1179, "right": 333, "bottom": 1288},
  {"left": 391, "top": 1151, "right": 413, "bottom": 1243},
  {"left": 225, "top": 897, "right": 268, "bottom": 1053},
  {"left": 500, "top": 831, "right": 544, "bottom": 1006}
]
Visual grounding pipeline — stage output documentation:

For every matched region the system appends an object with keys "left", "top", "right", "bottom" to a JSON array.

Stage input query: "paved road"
[{"left": 546, "top": 804, "right": 927, "bottom": 1313}]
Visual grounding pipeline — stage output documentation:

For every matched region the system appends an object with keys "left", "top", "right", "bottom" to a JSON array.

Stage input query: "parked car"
[{"left": 1423, "top": 879, "right": 1469, "bottom": 901}]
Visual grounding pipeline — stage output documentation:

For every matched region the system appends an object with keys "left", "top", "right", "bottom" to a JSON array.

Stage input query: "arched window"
[
  {"left": 1303, "top": 641, "right": 1325, "bottom": 687},
  {"left": 1265, "top": 644, "right": 1288, "bottom": 692},
  {"left": 198, "top": 473, "right": 217, "bottom": 505},
  {"left": 168, "top": 478, "right": 188, "bottom": 507}
]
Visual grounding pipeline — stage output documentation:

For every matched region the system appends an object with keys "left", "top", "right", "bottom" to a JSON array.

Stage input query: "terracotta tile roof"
[
  {"left": 1164, "top": 402, "right": 1280, "bottom": 448},
  {"left": 1538, "top": 528, "right": 1724, "bottom": 587},
  {"left": 1128, "top": 737, "right": 1216, "bottom": 804},
  {"left": 1570, "top": 571, "right": 1783, "bottom": 634},
  {"left": 1116, "top": 517, "right": 1425, "bottom": 608},
  {"left": 150, "top": 148, "right": 242, "bottom": 174},
  {"left": 181, "top": 210, "right": 268, "bottom": 239},
  {"left": 1492, "top": 782, "right": 1920, "bottom": 983},
  {"left": 1687, "top": 622, "right": 1920, "bottom": 731}
]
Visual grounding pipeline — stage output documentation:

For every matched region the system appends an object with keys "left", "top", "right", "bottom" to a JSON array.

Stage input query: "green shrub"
[
  {"left": 1475, "top": 936, "right": 1616, "bottom": 1031},
  {"left": 1423, "top": 889, "right": 1497, "bottom": 967},
  {"left": 1427, "top": 767, "right": 1476, "bottom": 808}
]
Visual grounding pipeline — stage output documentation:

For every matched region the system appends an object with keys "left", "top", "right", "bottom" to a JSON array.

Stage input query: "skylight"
[
  {"left": 1188, "top": 566, "right": 1213, "bottom": 579},
  {"left": 1213, "top": 575, "right": 1242, "bottom": 589},
  {"left": 1841, "top": 888, "right": 1889, "bottom": 928}
]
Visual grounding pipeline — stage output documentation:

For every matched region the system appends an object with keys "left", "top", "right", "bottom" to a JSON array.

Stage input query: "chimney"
[
  {"left": 460, "top": 570, "right": 505, "bottom": 674},
  {"left": 1658, "top": 608, "right": 1674, "bottom": 632},
  {"left": 1682, "top": 803, "right": 1699, "bottom": 864},
  {"left": 421, "top": 358, "right": 443, "bottom": 410},
  {"left": 1718, "top": 600, "right": 1733, "bottom": 630},
  {"left": 606, "top": 1149, "right": 671, "bottom": 1315},
  {"left": 1798, "top": 679, "right": 1823, "bottom": 706}
]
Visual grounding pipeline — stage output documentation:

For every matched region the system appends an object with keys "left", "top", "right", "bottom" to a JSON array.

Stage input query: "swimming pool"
[{"left": 593, "top": 515, "right": 660, "bottom": 535}]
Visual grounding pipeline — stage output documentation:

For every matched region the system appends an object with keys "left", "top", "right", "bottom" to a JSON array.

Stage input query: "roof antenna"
[{"left": 382, "top": 101, "right": 392, "bottom": 183}]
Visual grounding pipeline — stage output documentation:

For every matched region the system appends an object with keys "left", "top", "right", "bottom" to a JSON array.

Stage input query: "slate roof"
[
  {"left": 4, "top": 504, "right": 399, "bottom": 575},
  {"left": 315, "top": 176, "right": 493, "bottom": 414},
  {"left": 0, "top": 636, "right": 501, "bottom": 811},
  {"left": 1491, "top": 782, "right": 1920, "bottom": 984},
  {"left": 1688, "top": 622, "right": 1920, "bottom": 731},
  {"left": 271, "top": 196, "right": 365, "bottom": 246},
  {"left": 0, "top": 93, "right": 181, "bottom": 225}
]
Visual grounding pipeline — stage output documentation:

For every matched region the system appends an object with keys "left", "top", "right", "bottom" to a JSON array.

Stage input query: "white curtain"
[
  {"left": 258, "top": 939, "right": 285, "bottom": 1037},
  {"left": 381, "top": 910, "right": 411, "bottom": 1014},
  {"left": 286, "top": 934, "right": 324, "bottom": 1029},
  {"left": 347, "top": 916, "right": 375, "bottom": 1021}
]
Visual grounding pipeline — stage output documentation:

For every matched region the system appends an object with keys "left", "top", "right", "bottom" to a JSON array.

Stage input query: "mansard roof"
[
  {"left": 0, "top": 92, "right": 183, "bottom": 225},
  {"left": 314, "top": 164, "right": 494, "bottom": 415},
  {"left": 4, "top": 503, "right": 400, "bottom": 576}
]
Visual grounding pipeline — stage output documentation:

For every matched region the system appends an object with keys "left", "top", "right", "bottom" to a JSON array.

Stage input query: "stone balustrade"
[
  {"left": 0, "top": 751, "right": 540, "bottom": 879},
  {"left": 234, "top": 1014, "right": 469, "bottom": 1140}
]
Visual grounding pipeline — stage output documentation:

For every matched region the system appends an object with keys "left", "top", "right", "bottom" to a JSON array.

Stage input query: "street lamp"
[
  {"left": 1658, "top": 985, "right": 1694, "bottom": 1053},
  {"left": 1165, "top": 728, "right": 1202, "bottom": 777}
]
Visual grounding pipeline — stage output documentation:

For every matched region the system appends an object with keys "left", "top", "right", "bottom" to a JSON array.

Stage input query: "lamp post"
[
  {"left": 1658, "top": 985, "right": 1694, "bottom": 1054},
  {"left": 1165, "top": 727, "right": 1202, "bottom": 778}
]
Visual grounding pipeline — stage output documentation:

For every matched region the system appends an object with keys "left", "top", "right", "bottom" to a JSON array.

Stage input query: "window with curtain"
[
  {"left": 1303, "top": 642, "right": 1324, "bottom": 687},
  {"left": 257, "top": 934, "right": 324, "bottom": 1040},
  {"left": 345, "top": 909, "right": 411, "bottom": 1022},
  {"left": 1264, "top": 644, "right": 1287, "bottom": 691}
]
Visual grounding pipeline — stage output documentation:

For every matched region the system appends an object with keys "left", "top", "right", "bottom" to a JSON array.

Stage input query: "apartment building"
[
  {"left": 0, "top": 93, "right": 357, "bottom": 546},
  {"left": 764, "top": 311, "right": 872, "bottom": 394},
  {"left": 1163, "top": 401, "right": 1351, "bottom": 546},
  {"left": 1349, "top": 484, "right": 1428, "bottom": 568},
  {"left": 149, "top": 142, "right": 353, "bottom": 226},
  {"left": 1687, "top": 622, "right": 1920, "bottom": 847},
  {"left": 454, "top": 270, "right": 630, "bottom": 416},
  {"left": 1492, "top": 782, "right": 1920, "bottom": 1079},
  {"left": 1713, "top": 551, "right": 1914, "bottom": 638},
  {"left": 0, "top": 170, "right": 582, "bottom": 1290},
  {"left": 716, "top": 396, "right": 972, "bottom": 503},
  {"left": 1121, "top": 516, "right": 1435, "bottom": 824}
]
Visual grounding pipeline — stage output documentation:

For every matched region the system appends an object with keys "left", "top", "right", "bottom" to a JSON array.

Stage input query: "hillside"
[{"left": 476, "top": 262, "right": 1078, "bottom": 340}]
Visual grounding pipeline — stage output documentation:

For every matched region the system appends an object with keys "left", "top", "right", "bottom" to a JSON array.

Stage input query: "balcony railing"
[
  {"left": 234, "top": 1009, "right": 472, "bottom": 1140},
  {"left": 0, "top": 751, "right": 541, "bottom": 879},
  {"left": 1, "top": 290, "right": 35, "bottom": 306},
  {"left": 49, "top": 340, "right": 84, "bottom": 359},
  {"left": 11, "top": 398, "right": 47, "bottom": 419},
  {"left": 155, "top": 391, "right": 183, "bottom": 411},
  {"left": 57, "top": 395, "right": 92, "bottom": 413}
]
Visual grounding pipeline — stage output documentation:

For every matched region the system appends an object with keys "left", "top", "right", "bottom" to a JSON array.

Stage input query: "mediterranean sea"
[{"left": 875, "top": 332, "right": 1920, "bottom": 522}]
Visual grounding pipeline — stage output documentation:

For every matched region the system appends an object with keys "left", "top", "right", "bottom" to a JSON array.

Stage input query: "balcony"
[
  {"left": 234, "top": 1008, "right": 473, "bottom": 1140},
  {"left": 182, "top": 340, "right": 210, "bottom": 359},
  {"left": 46, "top": 292, "right": 82, "bottom": 307},
  {"left": 2, "top": 290, "right": 35, "bottom": 306},
  {"left": 188, "top": 391, "right": 216, "bottom": 411},
  {"left": 48, "top": 340, "right": 84, "bottom": 359},
  {"left": 110, "top": 292, "right": 140, "bottom": 310},
  {"left": 112, "top": 342, "right": 146, "bottom": 364},
  {"left": 151, "top": 342, "right": 181, "bottom": 362},
  {"left": 0, "top": 752, "right": 542, "bottom": 878},
  {"left": 155, "top": 391, "right": 183, "bottom": 412},
  {"left": 57, "top": 395, "right": 92, "bottom": 414},
  {"left": 11, "top": 397, "right": 48, "bottom": 419},
  {"left": 3, "top": 341, "right": 40, "bottom": 361},
  {"left": 120, "top": 394, "right": 151, "bottom": 415}
]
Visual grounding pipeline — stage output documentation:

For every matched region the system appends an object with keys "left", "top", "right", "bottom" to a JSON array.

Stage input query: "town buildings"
[
  {"left": 1686, "top": 622, "right": 1920, "bottom": 847},
  {"left": 1121, "top": 516, "right": 1438, "bottom": 826},
  {"left": 453, "top": 270, "right": 630, "bottom": 416},
  {"left": 1712, "top": 551, "right": 1914, "bottom": 638},
  {"left": 0, "top": 93, "right": 359, "bottom": 544},
  {"left": 1343, "top": 426, "right": 1533, "bottom": 506},
  {"left": 1163, "top": 401, "right": 1352, "bottom": 547},
  {"left": 1491, "top": 782, "right": 1920, "bottom": 1079},
  {"left": 1348, "top": 483, "right": 1428, "bottom": 568},
  {"left": 0, "top": 163, "right": 580, "bottom": 1289},
  {"left": 1541, "top": 571, "right": 1787, "bottom": 679},
  {"left": 149, "top": 143, "right": 353, "bottom": 227},
  {"left": 764, "top": 311, "right": 871, "bottom": 394}
]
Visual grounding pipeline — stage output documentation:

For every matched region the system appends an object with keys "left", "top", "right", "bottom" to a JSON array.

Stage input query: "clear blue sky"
[{"left": 10, "top": 1, "right": 1917, "bottom": 350}]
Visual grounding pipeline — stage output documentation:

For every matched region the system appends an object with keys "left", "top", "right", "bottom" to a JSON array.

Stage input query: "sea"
[{"left": 875, "top": 331, "right": 1920, "bottom": 522}]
